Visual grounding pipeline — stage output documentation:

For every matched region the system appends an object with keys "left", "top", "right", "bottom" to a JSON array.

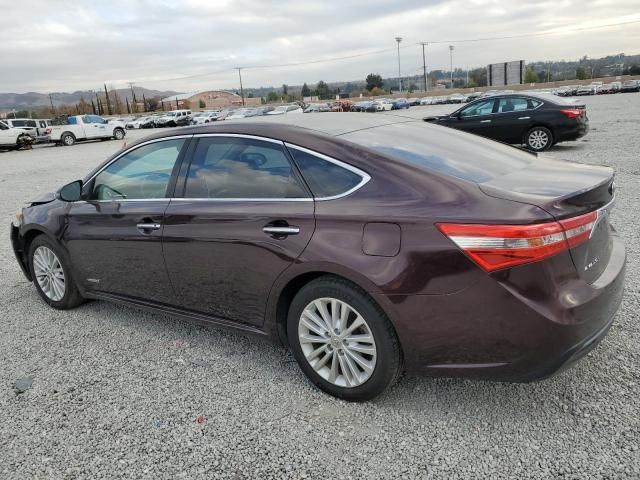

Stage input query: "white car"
[
  {"left": 226, "top": 108, "right": 256, "bottom": 120},
  {"left": 374, "top": 100, "right": 393, "bottom": 111},
  {"left": 49, "top": 115, "right": 125, "bottom": 146},
  {"left": 419, "top": 97, "right": 433, "bottom": 105},
  {"left": 0, "top": 120, "right": 33, "bottom": 149},
  {"left": 266, "top": 105, "right": 304, "bottom": 115},
  {"left": 125, "top": 116, "right": 153, "bottom": 129}
]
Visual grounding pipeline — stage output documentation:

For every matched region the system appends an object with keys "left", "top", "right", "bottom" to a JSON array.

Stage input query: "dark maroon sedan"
[{"left": 11, "top": 114, "right": 625, "bottom": 401}]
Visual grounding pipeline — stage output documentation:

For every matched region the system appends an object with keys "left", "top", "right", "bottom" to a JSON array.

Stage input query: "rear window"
[{"left": 342, "top": 122, "right": 533, "bottom": 183}]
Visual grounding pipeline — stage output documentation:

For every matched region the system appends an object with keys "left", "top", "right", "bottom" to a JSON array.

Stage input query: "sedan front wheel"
[{"left": 288, "top": 275, "right": 402, "bottom": 401}]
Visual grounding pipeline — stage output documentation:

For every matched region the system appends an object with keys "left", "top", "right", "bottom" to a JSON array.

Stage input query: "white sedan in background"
[{"left": 266, "top": 104, "right": 304, "bottom": 115}]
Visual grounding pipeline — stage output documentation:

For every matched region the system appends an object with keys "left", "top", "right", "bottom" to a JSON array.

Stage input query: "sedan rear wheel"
[
  {"left": 288, "top": 275, "right": 402, "bottom": 401},
  {"left": 526, "top": 126, "right": 553, "bottom": 152}
]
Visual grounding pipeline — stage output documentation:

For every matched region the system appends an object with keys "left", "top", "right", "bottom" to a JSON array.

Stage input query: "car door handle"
[
  {"left": 480, "top": 119, "right": 491, "bottom": 123},
  {"left": 137, "top": 223, "right": 161, "bottom": 231},
  {"left": 263, "top": 226, "right": 300, "bottom": 235},
  {"left": 518, "top": 116, "right": 531, "bottom": 120}
]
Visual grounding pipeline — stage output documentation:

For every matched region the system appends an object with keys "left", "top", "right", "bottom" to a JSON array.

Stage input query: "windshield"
[{"left": 342, "top": 122, "right": 533, "bottom": 183}]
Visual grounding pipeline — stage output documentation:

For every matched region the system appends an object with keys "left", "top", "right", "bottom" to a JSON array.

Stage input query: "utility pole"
[
  {"left": 395, "top": 37, "right": 403, "bottom": 92},
  {"left": 466, "top": 66, "right": 469, "bottom": 86},
  {"left": 236, "top": 68, "right": 245, "bottom": 106},
  {"left": 419, "top": 42, "right": 428, "bottom": 93},
  {"left": 449, "top": 45, "right": 455, "bottom": 88},
  {"left": 49, "top": 94, "right": 56, "bottom": 115}
]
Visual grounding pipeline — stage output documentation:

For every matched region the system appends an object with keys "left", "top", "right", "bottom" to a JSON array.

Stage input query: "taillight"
[
  {"left": 437, "top": 210, "right": 598, "bottom": 272},
  {"left": 560, "top": 108, "right": 583, "bottom": 119},
  {"left": 44, "top": 128, "right": 52, "bottom": 134}
]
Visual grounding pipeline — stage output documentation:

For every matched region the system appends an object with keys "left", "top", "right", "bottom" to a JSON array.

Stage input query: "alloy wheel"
[
  {"left": 114, "top": 129, "right": 124, "bottom": 140},
  {"left": 529, "top": 130, "right": 549, "bottom": 150},
  {"left": 32, "top": 246, "right": 66, "bottom": 301},
  {"left": 298, "top": 297, "right": 377, "bottom": 388}
]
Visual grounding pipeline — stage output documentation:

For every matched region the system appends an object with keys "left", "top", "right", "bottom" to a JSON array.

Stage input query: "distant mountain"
[{"left": 0, "top": 87, "right": 181, "bottom": 110}]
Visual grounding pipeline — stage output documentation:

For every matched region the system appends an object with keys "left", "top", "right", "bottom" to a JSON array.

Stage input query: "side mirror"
[{"left": 59, "top": 180, "right": 83, "bottom": 202}]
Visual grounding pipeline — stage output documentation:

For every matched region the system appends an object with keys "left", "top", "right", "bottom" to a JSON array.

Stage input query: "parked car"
[
  {"left": 48, "top": 115, "right": 125, "bottom": 146},
  {"left": 190, "top": 111, "right": 221, "bottom": 125},
  {"left": 155, "top": 110, "right": 192, "bottom": 127},
  {"left": 304, "top": 103, "right": 331, "bottom": 113},
  {"left": 126, "top": 116, "right": 155, "bottom": 129},
  {"left": 447, "top": 93, "right": 466, "bottom": 104},
  {"left": 351, "top": 101, "right": 377, "bottom": 113},
  {"left": 3, "top": 118, "right": 50, "bottom": 142},
  {"left": 0, "top": 119, "right": 34, "bottom": 150},
  {"left": 465, "top": 92, "right": 482, "bottom": 102},
  {"left": 10, "top": 114, "right": 624, "bottom": 401},
  {"left": 391, "top": 98, "right": 410, "bottom": 110},
  {"left": 408, "top": 98, "right": 421, "bottom": 106},
  {"left": 374, "top": 99, "right": 394, "bottom": 111},
  {"left": 266, "top": 104, "right": 304, "bottom": 115},
  {"left": 424, "top": 93, "right": 588, "bottom": 152},
  {"left": 576, "top": 85, "right": 596, "bottom": 96},
  {"left": 621, "top": 80, "right": 640, "bottom": 93},
  {"left": 419, "top": 97, "right": 434, "bottom": 105}
]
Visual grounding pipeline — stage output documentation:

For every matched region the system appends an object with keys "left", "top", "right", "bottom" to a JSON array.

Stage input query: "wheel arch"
[{"left": 265, "top": 264, "right": 399, "bottom": 349}]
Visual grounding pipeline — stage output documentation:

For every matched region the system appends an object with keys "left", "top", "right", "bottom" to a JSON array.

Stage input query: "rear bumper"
[
  {"left": 383, "top": 234, "right": 626, "bottom": 382},
  {"left": 555, "top": 119, "right": 589, "bottom": 143}
]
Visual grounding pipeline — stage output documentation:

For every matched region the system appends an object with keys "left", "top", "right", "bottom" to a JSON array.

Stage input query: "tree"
[
  {"left": 524, "top": 67, "right": 539, "bottom": 83},
  {"left": 469, "top": 68, "right": 487, "bottom": 87},
  {"left": 369, "top": 87, "right": 385, "bottom": 97},
  {"left": 199, "top": 99, "right": 206, "bottom": 108},
  {"left": 301, "top": 83, "right": 311, "bottom": 97},
  {"left": 576, "top": 66, "right": 587, "bottom": 80},
  {"left": 365, "top": 73, "right": 384, "bottom": 91},
  {"left": 315, "top": 80, "right": 331, "bottom": 99},
  {"left": 282, "top": 84, "right": 288, "bottom": 95},
  {"left": 266, "top": 91, "right": 279, "bottom": 102}
]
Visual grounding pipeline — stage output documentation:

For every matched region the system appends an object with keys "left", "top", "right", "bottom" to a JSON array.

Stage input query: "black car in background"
[{"left": 424, "top": 93, "right": 588, "bottom": 152}]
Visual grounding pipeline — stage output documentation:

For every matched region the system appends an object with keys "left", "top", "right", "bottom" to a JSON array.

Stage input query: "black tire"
[
  {"left": 113, "top": 128, "right": 125, "bottom": 140},
  {"left": 28, "top": 235, "right": 83, "bottom": 310},
  {"left": 61, "top": 133, "right": 76, "bottom": 146},
  {"left": 287, "top": 275, "right": 402, "bottom": 401},
  {"left": 525, "top": 126, "right": 553, "bottom": 152}
]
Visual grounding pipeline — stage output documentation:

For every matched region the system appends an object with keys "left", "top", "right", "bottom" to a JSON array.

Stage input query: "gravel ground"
[{"left": 1, "top": 95, "right": 639, "bottom": 479}]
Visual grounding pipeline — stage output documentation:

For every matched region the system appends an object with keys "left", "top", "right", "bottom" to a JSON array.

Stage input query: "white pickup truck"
[{"left": 50, "top": 115, "right": 126, "bottom": 146}]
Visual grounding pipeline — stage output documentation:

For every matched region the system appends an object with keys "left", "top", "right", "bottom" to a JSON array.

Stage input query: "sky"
[{"left": 1, "top": 0, "right": 639, "bottom": 94}]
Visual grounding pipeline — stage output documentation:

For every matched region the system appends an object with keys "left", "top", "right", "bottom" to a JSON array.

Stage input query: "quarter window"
[
  {"left": 91, "top": 139, "right": 185, "bottom": 200},
  {"left": 288, "top": 147, "right": 364, "bottom": 199},
  {"left": 459, "top": 100, "right": 495, "bottom": 117},
  {"left": 183, "top": 137, "right": 308, "bottom": 199}
]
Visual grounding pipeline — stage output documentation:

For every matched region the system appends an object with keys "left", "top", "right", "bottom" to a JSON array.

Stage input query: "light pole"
[
  {"left": 449, "top": 45, "right": 455, "bottom": 88},
  {"left": 419, "top": 42, "right": 429, "bottom": 92},
  {"left": 395, "top": 37, "right": 403, "bottom": 92},
  {"left": 236, "top": 67, "right": 245, "bottom": 106}
]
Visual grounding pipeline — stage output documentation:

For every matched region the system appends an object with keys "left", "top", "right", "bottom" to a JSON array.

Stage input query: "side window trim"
[
  {"left": 175, "top": 133, "right": 312, "bottom": 202},
  {"left": 81, "top": 135, "right": 193, "bottom": 202},
  {"left": 284, "top": 143, "right": 371, "bottom": 201}
]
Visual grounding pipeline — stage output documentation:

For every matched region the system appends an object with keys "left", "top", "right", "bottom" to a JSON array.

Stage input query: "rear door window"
[
  {"left": 183, "top": 137, "right": 308, "bottom": 199},
  {"left": 496, "top": 97, "right": 529, "bottom": 113}
]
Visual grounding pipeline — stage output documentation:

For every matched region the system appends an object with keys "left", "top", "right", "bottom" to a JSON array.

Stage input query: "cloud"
[{"left": 0, "top": 0, "right": 638, "bottom": 93}]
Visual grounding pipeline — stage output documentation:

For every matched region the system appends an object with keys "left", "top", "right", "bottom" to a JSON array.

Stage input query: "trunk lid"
[{"left": 479, "top": 157, "right": 615, "bottom": 283}]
